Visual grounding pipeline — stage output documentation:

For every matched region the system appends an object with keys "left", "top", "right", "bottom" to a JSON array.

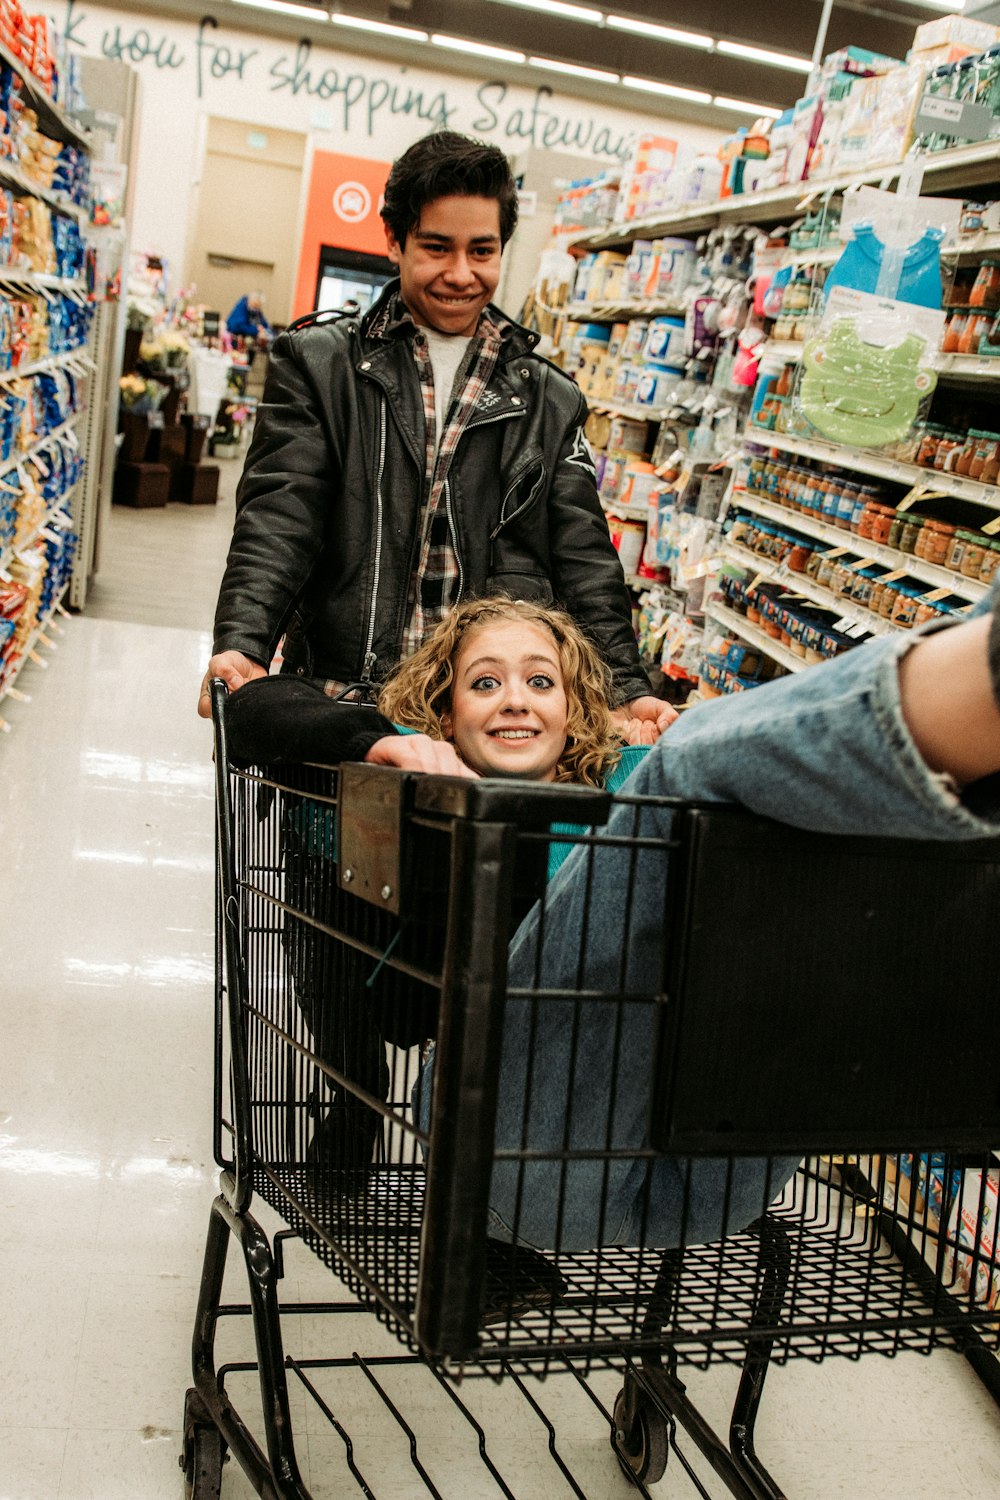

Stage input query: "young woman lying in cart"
[{"left": 224, "top": 587, "right": 1000, "bottom": 1252}]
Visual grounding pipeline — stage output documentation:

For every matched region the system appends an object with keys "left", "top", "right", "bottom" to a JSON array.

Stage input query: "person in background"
[
  {"left": 198, "top": 130, "right": 672, "bottom": 744},
  {"left": 225, "top": 290, "right": 272, "bottom": 344}
]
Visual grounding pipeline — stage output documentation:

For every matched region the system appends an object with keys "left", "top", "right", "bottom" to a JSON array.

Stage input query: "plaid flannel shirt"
[{"left": 370, "top": 293, "right": 511, "bottom": 658}]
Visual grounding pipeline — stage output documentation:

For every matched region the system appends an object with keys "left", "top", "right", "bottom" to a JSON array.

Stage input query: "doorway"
[{"left": 187, "top": 118, "right": 307, "bottom": 326}]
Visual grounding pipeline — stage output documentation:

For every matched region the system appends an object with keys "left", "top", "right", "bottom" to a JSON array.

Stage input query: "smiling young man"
[{"left": 200, "top": 130, "right": 670, "bottom": 736}]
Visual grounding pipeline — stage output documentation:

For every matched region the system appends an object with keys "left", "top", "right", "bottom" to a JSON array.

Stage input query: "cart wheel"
[
  {"left": 180, "top": 1389, "right": 227, "bottom": 1499},
  {"left": 613, "top": 1385, "right": 668, "bottom": 1486}
]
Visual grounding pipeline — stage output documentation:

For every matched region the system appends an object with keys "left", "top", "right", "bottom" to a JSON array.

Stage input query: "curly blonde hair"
[{"left": 378, "top": 598, "right": 622, "bottom": 787}]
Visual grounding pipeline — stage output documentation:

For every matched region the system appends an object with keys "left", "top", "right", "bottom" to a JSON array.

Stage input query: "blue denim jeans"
[{"left": 423, "top": 611, "right": 1000, "bottom": 1253}]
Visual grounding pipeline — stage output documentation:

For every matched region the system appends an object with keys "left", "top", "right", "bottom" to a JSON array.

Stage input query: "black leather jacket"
[{"left": 213, "top": 281, "right": 650, "bottom": 704}]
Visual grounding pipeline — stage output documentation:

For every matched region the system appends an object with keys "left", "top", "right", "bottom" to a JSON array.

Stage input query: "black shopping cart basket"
[{"left": 181, "top": 679, "right": 1000, "bottom": 1499}]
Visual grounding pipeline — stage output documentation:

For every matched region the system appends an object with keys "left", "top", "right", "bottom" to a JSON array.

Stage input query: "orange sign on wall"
[{"left": 292, "top": 150, "right": 392, "bottom": 321}]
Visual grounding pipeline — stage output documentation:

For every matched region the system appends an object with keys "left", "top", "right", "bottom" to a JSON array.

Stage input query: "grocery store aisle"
[{"left": 1, "top": 471, "right": 1000, "bottom": 1498}]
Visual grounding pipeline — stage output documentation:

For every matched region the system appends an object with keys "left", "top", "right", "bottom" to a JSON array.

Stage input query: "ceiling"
[{"left": 115, "top": 0, "right": 969, "bottom": 131}]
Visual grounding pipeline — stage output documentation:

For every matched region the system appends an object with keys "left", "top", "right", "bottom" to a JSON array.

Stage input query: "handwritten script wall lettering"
[{"left": 54, "top": 1, "right": 633, "bottom": 161}]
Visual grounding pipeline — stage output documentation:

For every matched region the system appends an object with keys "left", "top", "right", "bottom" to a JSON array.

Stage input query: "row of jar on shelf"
[
  {"left": 743, "top": 453, "right": 1000, "bottom": 581},
  {"left": 726, "top": 510, "right": 981, "bottom": 628},
  {"left": 751, "top": 363, "right": 1000, "bottom": 472}
]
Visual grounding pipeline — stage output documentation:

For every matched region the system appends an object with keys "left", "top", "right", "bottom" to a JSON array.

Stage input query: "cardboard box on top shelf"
[
  {"left": 835, "top": 59, "right": 928, "bottom": 173},
  {"left": 912, "top": 42, "right": 983, "bottom": 67},
  {"left": 912, "top": 14, "right": 1000, "bottom": 58},
  {"left": 821, "top": 45, "right": 903, "bottom": 80}
]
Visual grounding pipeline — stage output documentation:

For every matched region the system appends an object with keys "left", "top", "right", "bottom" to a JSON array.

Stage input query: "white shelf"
[
  {"left": 0, "top": 159, "right": 85, "bottom": 221},
  {"left": 723, "top": 540, "right": 897, "bottom": 637},
  {"left": 588, "top": 396, "right": 665, "bottom": 422},
  {"left": 0, "top": 412, "right": 84, "bottom": 482},
  {"left": 0, "top": 271, "right": 87, "bottom": 299},
  {"left": 742, "top": 425, "right": 1000, "bottom": 511},
  {"left": 705, "top": 600, "right": 807, "bottom": 674},
  {"left": 603, "top": 499, "right": 650, "bottom": 521},
  {"left": 782, "top": 246, "right": 840, "bottom": 268},
  {"left": 733, "top": 489, "right": 989, "bottom": 604},
  {"left": 565, "top": 298, "right": 687, "bottom": 322},
  {"left": 0, "top": 347, "right": 92, "bottom": 383},
  {"left": 762, "top": 339, "right": 806, "bottom": 364}
]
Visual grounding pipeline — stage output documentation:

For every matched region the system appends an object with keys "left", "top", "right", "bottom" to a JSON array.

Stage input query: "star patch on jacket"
[{"left": 565, "top": 425, "right": 596, "bottom": 476}]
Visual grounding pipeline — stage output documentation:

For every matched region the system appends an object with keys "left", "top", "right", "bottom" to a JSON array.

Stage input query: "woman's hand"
[
  {"left": 364, "top": 735, "right": 479, "bottom": 777},
  {"left": 612, "top": 696, "right": 678, "bottom": 745}
]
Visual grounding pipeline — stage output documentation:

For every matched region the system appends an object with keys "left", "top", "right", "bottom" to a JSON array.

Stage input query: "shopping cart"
[{"left": 181, "top": 679, "right": 1000, "bottom": 1498}]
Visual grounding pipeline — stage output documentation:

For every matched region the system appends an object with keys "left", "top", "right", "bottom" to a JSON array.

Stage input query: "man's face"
[{"left": 385, "top": 194, "right": 503, "bottom": 336}]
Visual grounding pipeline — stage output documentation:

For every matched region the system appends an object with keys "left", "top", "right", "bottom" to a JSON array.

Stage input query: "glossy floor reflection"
[{"left": 1, "top": 476, "right": 999, "bottom": 1498}]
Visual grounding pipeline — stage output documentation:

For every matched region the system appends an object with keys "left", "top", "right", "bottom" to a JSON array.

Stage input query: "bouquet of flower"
[
  {"left": 138, "top": 334, "right": 167, "bottom": 370},
  {"left": 160, "top": 328, "right": 190, "bottom": 368},
  {"left": 119, "top": 373, "right": 167, "bottom": 414}
]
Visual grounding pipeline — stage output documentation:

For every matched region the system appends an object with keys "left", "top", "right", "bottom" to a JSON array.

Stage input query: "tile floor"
[{"left": 2, "top": 465, "right": 1000, "bottom": 1498}]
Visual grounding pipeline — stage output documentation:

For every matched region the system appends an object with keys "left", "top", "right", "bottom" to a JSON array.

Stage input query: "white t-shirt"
[{"left": 420, "top": 327, "right": 473, "bottom": 449}]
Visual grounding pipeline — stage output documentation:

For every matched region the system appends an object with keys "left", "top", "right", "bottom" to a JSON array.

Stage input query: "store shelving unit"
[
  {"left": 704, "top": 599, "right": 807, "bottom": 674},
  {"left": 0, "top": 35, "right": 96, "bottom": 732},
  {"left": 742, "top": 423, "right": 1000, "bottom": 510},
  {"left": 732, "top": 487, "right": 990, "bottom": 604},
  {"left": 565, "top": 133, "right": 1000, "bottom": 692},
  {"left": 573, "top": 138, "right": 1000, "bottom": 252}
]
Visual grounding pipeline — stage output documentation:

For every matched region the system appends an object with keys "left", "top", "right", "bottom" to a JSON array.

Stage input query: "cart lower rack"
[{"left": 182, "top": 685, "right": 1000, "bottom": 1498}]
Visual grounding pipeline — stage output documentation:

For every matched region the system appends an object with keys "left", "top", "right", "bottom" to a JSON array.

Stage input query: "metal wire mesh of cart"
[{"left": 214, "top": 743, "right": 1000, "bottom": 1374}]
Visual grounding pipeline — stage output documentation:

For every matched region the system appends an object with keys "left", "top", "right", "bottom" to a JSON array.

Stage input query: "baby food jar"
[
  {"left": 788, "top": 540, "right": 813, "bottom": 573},
  {"left": 878, "top": 580, "right": 901, "bottom": 619},
  {"left": 980, "top": 539, "right": 1000, "bottom": 584},
  {"left": 946, "top": 529, "right": 971, "bottom": 572},
  {"left": 916, "top": 519, "right": 956, "bottom": 566},
  {"left": 970, "top": 259, "right": 1000, "bottom": 310},
  {"left": 916, "top": 425, "right": 943, "bottom": 468},
  {"left": 959, "top": 311, "right": 992, "bottom": 355},
  {"left": 891, "top": 586, "right": 920, "bottom": 628},
  {"left": 961, "top": 534, "right": 987, "bottom": 578},
  {"left": 898, "top": 514, "right": 925, "bottom": 554}
]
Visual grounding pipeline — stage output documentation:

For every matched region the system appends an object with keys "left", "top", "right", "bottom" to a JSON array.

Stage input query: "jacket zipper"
[
  {"left": 443, "top": 477, "right": 465, "bottom": 597},
  {"left": 360, "top": 395, "right": 388, "bottom": 685},
  {"left": 489, "top": 462, "right": 544, "bottom": 541}
]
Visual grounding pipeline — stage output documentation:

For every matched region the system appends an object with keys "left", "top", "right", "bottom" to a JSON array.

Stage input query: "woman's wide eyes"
[{"left": 468, "top": 674, "right": 555, "bottom": 692}]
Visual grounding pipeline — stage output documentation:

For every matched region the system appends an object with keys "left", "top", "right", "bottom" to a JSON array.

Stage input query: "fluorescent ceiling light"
[
  {"left": 231, "top": 0, "right": 327, "bottom": 19},
  {"left": 529, "top": 55, "right": 620, "bottom": 83},
  {"left": 490, "top": 0, "right": 603, "bottom": 22},
  {"left": 331, "top": 13, "right": 429, "bottom": 41},
  {"left": 606, "top": 15, "right": 713, "bottom": 50},
  {"left": 712, "top": 96, "right": 782, "bottom": 118},
  {"left": 621, "top": 75, "right": 711, "bottom": 104},
  {"left": 431, "top": 33, "right": 527, "bottom": 64},
  {"left": 715, "top": 40, "right": 812, "bottom": 74}
]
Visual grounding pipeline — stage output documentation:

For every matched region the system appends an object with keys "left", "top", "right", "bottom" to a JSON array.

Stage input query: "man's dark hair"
[{"left": 381, "top": 131, "right": 519, "bottom": 248}]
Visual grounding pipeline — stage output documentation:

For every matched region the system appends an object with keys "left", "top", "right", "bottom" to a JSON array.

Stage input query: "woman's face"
[{"left": 441, "top": 619, "right": 569, "bottom": 780}]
